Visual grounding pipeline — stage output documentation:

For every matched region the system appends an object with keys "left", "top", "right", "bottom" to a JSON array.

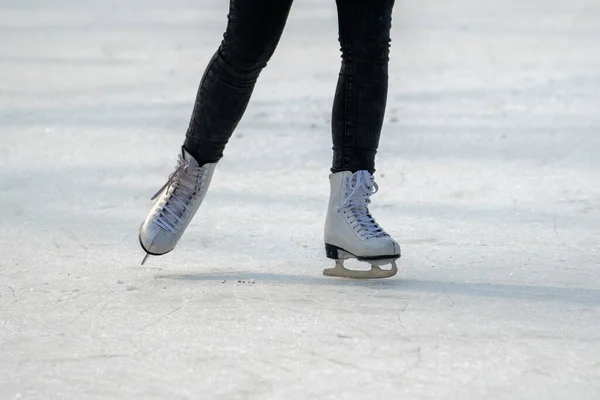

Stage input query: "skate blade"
[
  {"left": 323, "top": 260, "right": 398, "bottom": 279},
  {"left": 141, "top": 253, "right": 150, "bottom": 265}
]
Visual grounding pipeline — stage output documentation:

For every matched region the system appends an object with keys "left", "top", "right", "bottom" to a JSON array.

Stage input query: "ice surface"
[{"left": 1, "top": 0, "right": 599, "bottom": 399}]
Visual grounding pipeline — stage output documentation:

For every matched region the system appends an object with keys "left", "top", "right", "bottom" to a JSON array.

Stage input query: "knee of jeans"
[
  {"left": 219, "top": 41, "right": 275, "bottom": 76},
  {"left": 342, "top": 38, "right": 391, "bottom": 64}
]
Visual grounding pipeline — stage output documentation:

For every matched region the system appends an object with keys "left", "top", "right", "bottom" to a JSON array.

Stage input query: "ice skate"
[
  {"left": 138, "top": 147, "right": 217, "bottom": 264},
  {"left": 323, "top": 170, "right": 400, "bottom": 279}
]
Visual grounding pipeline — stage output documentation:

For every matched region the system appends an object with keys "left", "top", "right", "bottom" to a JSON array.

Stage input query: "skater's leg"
[
  {"left": 139, "top": 0, "right": 293, "bottom": 261},
  {"left": 325, "top": 0, "right": 400, "bottom": 278},
  {"left": 331, "top": 0, "right": 395, "bottom": 174},
  {"left": 183, "top": 0, "right": 294, "bottom": 164}
]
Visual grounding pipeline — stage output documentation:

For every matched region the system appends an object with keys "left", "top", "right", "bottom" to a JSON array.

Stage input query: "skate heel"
[{"left": 325, "top": 243, "right": 345, "bottom": 259}]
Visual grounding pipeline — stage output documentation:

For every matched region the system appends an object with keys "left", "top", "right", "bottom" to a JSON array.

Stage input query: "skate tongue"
[
  {"left": 151, "top": 150, "right": 205, "bottom": 232},
  {"left": 349, "top": 171, "right": 363, "bottom": 186},
  {"left": 349, "top": 171, "right": 375, "bottom": 191},
  {"left": 343, "top": 171, "right": 386, "bottom": 239},
  {"left": 181, "top": 147, "right": 201, "bottom": 168},
  {"left": 346, "top": 171, "right": 376, "bottom": 207},
  {"left": 153, "top": 168, "right": 200, "bottom": 231},
  {"left": 151, "top": 150, "right": 201, "bottom": 201}
]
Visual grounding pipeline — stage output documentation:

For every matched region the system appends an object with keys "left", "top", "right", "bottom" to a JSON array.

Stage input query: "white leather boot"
[
  {"left": 324, "top": 170, "right": 401, "bottom": 278},
  {"left": 139, "top": 147, "right": 217, "bottom": 264}
]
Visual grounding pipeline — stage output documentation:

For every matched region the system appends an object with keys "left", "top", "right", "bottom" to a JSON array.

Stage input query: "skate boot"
[
  {"left": 138, "top": 147, "right": 217, "bottom": 264},
  {"left": 323, "top": 170, "right": 401, "bottom": 279}
]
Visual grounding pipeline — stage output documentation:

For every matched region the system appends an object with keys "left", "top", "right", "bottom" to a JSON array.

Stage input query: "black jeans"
[{"left": 184, "top": 0, "right": 395, "bottom": 173}]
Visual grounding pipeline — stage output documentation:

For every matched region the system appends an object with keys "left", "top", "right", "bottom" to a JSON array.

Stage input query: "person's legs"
[
  {"left": 331, "top": 0, "right": 395, "bottom": 174},
  {"left": 183, "top": 0, "right": 294, "bottom": 165},
  {"left": 139, "top": 0, "right": 294, "bottom": 262},
  {"left": 324, "top": 0, "right": 400, "bottom": 279}
]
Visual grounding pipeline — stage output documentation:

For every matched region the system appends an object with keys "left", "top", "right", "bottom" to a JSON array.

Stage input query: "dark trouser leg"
[
  {"left": 331, "top": 0, "right": 395, "bottom": 174},
  {"left": 183, "top": 0, "right": 294, "bottom": 164}
]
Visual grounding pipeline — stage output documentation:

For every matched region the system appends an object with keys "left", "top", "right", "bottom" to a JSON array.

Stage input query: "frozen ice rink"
[{"left": 1, "top": 0, "right": 599, "bottom": 398}]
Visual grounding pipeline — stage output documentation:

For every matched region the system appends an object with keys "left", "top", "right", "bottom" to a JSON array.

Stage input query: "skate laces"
[
  {"left": 151, "top": 154, "right": 205, "bottom": 233},
  {"left": 339, "top": 170, "right": 387, "bottom": 239}
]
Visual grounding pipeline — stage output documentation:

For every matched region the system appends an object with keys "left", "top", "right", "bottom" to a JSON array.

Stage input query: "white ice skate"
[
  {"left": 138, "top": 147, "right": 216, "bottom": 265},
  {"left": 323, "top": 170, "right": 401, "bottom": 279}
]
